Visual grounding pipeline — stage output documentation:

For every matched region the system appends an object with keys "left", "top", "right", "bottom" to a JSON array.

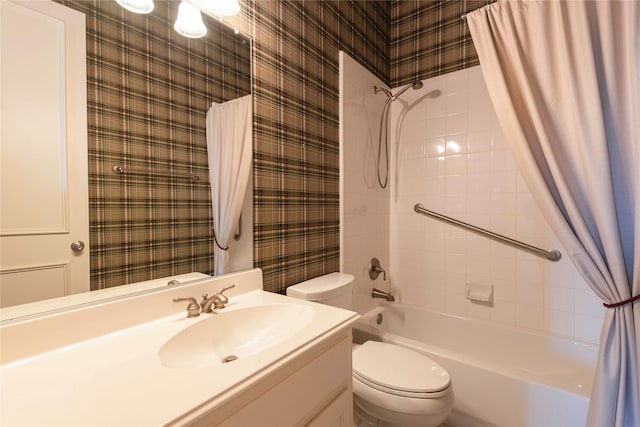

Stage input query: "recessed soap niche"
[{"left": 465, "top": 282, "right": 494, "bottom": 305}]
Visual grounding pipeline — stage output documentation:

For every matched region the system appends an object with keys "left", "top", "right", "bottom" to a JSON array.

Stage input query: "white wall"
[
  {"left": 389, "top": 66, "right": 604, "bottom": 344},
  {"left": 339, "top": 52, "right": 390, "bottom": 315}
]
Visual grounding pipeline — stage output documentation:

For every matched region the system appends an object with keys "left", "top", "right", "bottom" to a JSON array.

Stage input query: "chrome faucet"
[
  {"left": 371, "top": 288, "right": 395, "bottom": 302},
  {"left": 200, "top": 284, "right": 235, "bottom": 313}
]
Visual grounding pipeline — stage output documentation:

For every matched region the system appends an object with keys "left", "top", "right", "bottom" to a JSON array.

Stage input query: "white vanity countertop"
[{"left": 0, "top": 271, "right": 359, "bottom": 426}]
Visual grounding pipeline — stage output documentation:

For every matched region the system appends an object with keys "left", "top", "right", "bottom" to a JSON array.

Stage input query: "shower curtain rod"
[
  {"left": 461, "top": 1, "right": 497, "bottom": 21},
  {"left": 413, "top": 203, "right": 562, "bottom": 261}
]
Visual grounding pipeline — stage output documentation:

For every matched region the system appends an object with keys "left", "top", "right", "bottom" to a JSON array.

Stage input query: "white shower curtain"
[
  {"left": 466, "top": 1, "right": 639, "bottom": 426},
  {"left": 206, "top": 94, "right": 252, "bottom": 275}
]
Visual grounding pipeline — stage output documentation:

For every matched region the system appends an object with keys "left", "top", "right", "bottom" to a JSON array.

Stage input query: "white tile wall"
[
  {"left": 388, "top": 66, "right": 604, "bottom": 345},
  {"left": 340, "top": 56, "right": 604, "bottom": 345}
]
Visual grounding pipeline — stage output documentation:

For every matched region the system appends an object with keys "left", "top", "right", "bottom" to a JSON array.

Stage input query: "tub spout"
[{"left": 372, "top": 288, "right": 395, "bottom": 302}]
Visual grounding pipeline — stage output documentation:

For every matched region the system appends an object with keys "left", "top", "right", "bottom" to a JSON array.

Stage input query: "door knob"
[{"left": 70, "top": 241, "right": 85, "bottom": 252}]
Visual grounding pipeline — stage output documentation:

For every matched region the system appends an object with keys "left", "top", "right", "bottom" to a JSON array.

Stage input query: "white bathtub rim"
[{"left": 359, "top": 303, "right": 599, "bottom": 350}]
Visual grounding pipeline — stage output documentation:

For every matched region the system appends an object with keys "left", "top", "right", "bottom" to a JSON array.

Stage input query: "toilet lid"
[{"left": 353, "top": 341, "right": 450, "bottom": 394}]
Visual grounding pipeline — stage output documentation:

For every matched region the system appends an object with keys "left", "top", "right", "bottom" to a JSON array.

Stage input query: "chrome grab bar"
[
  {"left": 112, "top": 164, "right": 201, "bottom": 181},
  {"left": 413, "top": 203, "right": 561, "bottom": 262}
]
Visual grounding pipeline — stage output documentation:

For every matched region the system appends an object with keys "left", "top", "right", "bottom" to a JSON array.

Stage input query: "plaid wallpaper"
[
  {"left": 391, "top": 0, "right": 494, "bottom": 86},
  {"left": 163, "top": 0, "right": 391, "bottom": 293},
  {"left": 53, "top": 0, "right": 489, "bottom": 294},
  {"left": 244, "top": 1, "right": 389, "bottom": 292},
  {"left": 58, "top": 0, "right": 251, "bottom": 289}
]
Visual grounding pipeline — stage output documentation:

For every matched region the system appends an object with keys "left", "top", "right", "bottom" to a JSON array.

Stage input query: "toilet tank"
[{"left": 286, "top": 272, "right": 354, "bottom": 310}]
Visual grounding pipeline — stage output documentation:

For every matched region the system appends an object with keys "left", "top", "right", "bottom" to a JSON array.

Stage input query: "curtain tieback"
[
  {"left": 212, "top": 228, "right": 228, "bottom": 251},
  {"left": 603, "top": 294, "right": 640, "bottom": 308}
]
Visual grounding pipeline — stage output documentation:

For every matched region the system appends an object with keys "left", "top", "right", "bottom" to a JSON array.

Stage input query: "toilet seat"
[{"left": 353, "top": 341, "right": 451, "bottom": 399}]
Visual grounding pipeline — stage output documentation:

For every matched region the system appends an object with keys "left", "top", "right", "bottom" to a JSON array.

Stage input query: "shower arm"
[{"left": 374, "top": 81, "right": 423, "bottom": 102}]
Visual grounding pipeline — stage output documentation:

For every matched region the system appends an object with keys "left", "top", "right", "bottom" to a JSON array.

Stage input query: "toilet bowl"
[
  {"left": 287, "top": 273, "right": 454, "bottom": 427},
  {"left": 352, "top": 341, "right": 453, "bottom": 427}
]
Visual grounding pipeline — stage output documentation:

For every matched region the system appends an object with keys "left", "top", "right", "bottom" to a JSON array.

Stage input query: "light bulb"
[
  {"left": 115, "top": 0, "right": 154, "bottom": 14},
  {"left": 192, "top": 0, "right": 240, "bottom": 16},
  {"left": 174, "top": 1, "right": 207, "bottom": 39}
]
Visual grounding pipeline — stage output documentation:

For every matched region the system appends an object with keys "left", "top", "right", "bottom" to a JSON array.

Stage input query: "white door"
[{"left": 0, "top": 0, "right": 89, "bottom": 307}]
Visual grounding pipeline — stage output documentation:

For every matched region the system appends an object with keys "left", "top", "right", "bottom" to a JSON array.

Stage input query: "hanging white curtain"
[
  {"left": 467, "top": 1, "right": 639, "bottom": 426},
  {"left": 206, "top": 94, "right": 252, "bottom": 275}
]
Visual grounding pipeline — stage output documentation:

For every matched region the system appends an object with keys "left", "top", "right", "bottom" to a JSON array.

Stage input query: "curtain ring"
[
  {"left": 213, "top": 228, "right": 229, "bottom": 251},
  {"left": 603, "top": 294, "right": 640, "bottom": 308}
]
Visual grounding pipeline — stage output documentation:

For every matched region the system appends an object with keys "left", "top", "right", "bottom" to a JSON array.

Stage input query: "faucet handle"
[
  {"left": 211, "top": 284, "right": 235, "bottom": 309},
  {"left": 216, "top": 284, "right": 235, "bottom": 296},
  {"left": 173, "top": 297, "right": 200, "bottom": 318},
  {"left": 199, "top": 285, "right": 236, "bottom": 313},
  {"left": 369, "top": 257, "right": 387, "bottom": 281}
]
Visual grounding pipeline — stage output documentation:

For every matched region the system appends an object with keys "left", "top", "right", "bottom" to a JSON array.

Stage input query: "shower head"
[
  {"left": 390, "top": 80, "right": 423, "bottom": 100},
  {"left": 374, "top": 80, "right": 423, "bottom": 102}
]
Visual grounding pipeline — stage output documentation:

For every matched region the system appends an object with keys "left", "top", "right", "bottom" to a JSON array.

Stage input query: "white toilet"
[{"left": 286, "top": 273, "right": 453, "bottom": 427}]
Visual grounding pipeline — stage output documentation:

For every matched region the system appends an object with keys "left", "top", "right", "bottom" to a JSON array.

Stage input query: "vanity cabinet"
[
  {"left": 306, "top": 389, "right": 352, "bottom": 427},
  {"left": 186, "top": 328, "right": 354, "bottom": 427},
  {"left": 1, "top": 270, "right": 360, "bottom": 427}
]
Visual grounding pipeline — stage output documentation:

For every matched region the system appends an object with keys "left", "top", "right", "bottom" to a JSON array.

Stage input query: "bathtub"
[{"left": 352, "top": 304, "right": 598, "bottom": 427}]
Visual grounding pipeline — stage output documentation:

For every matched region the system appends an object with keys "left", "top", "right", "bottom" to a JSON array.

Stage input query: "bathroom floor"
[
  {"left": 354, "top": 407, "right": 450, "bottom": 426},
  {"left": 354, "top": 422, "right": 449, "bottom": 426},
  {"left": 353, "top": 423, "right": 447, "bottom": 427}
]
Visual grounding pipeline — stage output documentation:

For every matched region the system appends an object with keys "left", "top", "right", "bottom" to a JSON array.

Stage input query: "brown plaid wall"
[
  {"left": 390, "top": 0, "right": 493, "bottom": 86},
  {"left": 244, "top": 1, "right": 389, "bottom": 292},
  {"left": 55, "top": 0, "right": 486, "bottom": 294},
  {"left": 58, "top": 0, "right": 250, "bottom": 289}
]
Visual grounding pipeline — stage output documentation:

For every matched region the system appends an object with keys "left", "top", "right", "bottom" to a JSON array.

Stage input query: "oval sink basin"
[{"left": 159, "top": 304, "right": 315, "bottom": 368}]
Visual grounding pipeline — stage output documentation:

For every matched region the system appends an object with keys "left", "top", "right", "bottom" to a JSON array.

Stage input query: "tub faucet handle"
[{"left": 369, "top": 257, "right": 386, "bottom": 281}]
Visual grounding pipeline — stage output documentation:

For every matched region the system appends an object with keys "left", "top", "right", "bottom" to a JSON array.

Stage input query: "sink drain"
[{"left": 222, "top": 355, "right": 238, "bottom": 363}]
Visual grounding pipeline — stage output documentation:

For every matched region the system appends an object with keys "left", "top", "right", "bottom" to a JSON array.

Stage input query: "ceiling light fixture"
[
  {"left": 174, "top": 1, "right": 208, "bottom": 39},
  {"left": 115, "top": 0, "right": 241, "bottom": 39},
  {"left": 115, "top": 0, "right": 155, "bottom": 14},
  {"left": 191, "top": 0, "right": 240, "bottom": 17}
]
